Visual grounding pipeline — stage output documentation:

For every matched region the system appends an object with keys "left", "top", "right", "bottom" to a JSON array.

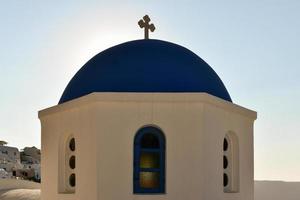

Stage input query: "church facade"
[{"left": 39, "top": 33, "right": 256, "bottom": 200}]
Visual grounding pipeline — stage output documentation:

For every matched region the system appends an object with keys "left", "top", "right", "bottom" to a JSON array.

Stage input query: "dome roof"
[{"left": 59, "top": 39, "right": 232, "bottom": 104}]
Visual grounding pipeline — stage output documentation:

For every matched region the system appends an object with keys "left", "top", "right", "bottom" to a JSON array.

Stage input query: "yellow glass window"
[
  {"left": 140, "top": 172, "right": 160, "bottom": 188},
  {"left": 140, "top": 152, "right": 160, "bottom": 168}
]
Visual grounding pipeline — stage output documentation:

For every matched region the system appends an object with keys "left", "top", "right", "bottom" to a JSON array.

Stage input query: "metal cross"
[{"left": 138, "top": 15, "right": 155, "bottom": 39}]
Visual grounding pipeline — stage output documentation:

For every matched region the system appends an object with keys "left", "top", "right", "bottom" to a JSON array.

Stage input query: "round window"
[
  {"left": 69, "top": 138, "right": 75, "bottom": 151},
  {"left": 223, "top": 138, "right": 228, "bottom": 151},
  {"left": 223, "top": 173, "right": 229, "bottom": 187},
  {"left": 69, "top": 156, "right": 75, "bottom": 169},
  {"left": 69, "top": 173, "right": 76, "bottom": 187},
  {"left": 223, "top": 156, "right": 228, "bottom": 169}
]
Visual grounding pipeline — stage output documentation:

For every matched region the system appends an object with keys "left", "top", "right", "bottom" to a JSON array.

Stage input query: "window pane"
[
  {"left": 141, "top": 133, "right": 159, "bottom": 148},
  {"left": 140, "top": 152, "right": 159, "bottom": 168},
  {"left": 140, "top": 172, "right": 159, "bottom": 188}
]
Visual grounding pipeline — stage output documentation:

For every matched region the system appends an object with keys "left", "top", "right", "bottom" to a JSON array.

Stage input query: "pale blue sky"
[{"left": 1, "top": 1, "right": 300, "bottom": 181}]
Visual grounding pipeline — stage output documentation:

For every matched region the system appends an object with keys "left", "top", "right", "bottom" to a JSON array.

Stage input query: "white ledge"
[{"left": 38, "top": 92, "right": 257, "bottom": 120}]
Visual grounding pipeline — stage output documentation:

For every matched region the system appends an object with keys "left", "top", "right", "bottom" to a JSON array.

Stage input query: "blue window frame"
[{"left": 134, "top": 126, "right": 165, "bottom": 194}]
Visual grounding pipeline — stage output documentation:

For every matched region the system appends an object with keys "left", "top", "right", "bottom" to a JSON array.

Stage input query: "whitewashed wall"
[{"left": 39, "top": 93, "right": 256, "bottom": 200}]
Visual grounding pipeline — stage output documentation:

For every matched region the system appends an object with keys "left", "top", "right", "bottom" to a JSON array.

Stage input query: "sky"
[{"left": 0, "top": 1, "right": 300, "bottom": 181}]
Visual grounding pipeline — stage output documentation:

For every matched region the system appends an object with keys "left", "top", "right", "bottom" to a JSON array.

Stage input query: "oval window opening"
[
  {"left": 69, "top": 156, "right": 76, "bottom": 169},
  {"left": 223, "top": 173, "right": 229, "bottom": 187},
  {"left": 223, "top": 138, "right": 228, "bottom": 151},
  {"left": 223, "top": 156, "right": 228, "bottom": 169},
  {"left": 69, "top": 138, "right": 75, "bottom": 151},
  {"left": 69, "top": 173, "right": 76, "bottom": 187}
]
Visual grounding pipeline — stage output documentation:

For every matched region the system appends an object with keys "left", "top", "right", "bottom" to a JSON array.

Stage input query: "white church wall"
[
  {"left": 40, "top": 104, "right": 98, "bottom": 200},
  {"left": 39, "top": 93, "right": 256, "bottom": 200},
  {"left": 202, "top": 103, "right": 255, "bottom": 200},
  {"left": 94, "top": 100, "right": 205, "bottom": 200}
]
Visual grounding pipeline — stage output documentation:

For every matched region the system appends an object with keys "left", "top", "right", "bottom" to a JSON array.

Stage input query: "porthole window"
[
  {"left": 223, "top": 132, "right": 239, "bottom": 193},
  {"left": 69, "top": 173, "right": 76, "bottom": 187},
  {"left": 66, "top": 137, "right": 76, "bottom": 191},
  {"left": 69, "top": 156, "right": 76, "bottom": 169},
  {"left": 223, "top": 173, "right": 228, "bottom": 187},
  {"left": 223, "top": 156, "right": 228, "bottom": 169},
  {"left": 223, "top": 138, "right": 228, "bottom": 151},
  {"left": 59, "top": 135, "right": 76, "bottom": 193},
  {"left": 69, "top": 138, "right": 75, "bottom": 151}
]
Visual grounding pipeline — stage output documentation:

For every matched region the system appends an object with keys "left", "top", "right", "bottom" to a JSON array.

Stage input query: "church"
[{"left": 38, "top": 15, "right": 257, "bottom": 200}]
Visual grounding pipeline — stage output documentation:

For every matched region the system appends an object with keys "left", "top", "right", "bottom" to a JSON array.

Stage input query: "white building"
[
  {"left": 0, "top": 143, "right": 22, "bottom": 173},
  {"left": 39, "top": 25, "right": 256, "bottom": 200},
  {"left": 19, "top": 147, "right": 41, "bottom": 181},
  {"left": 0, "top": 142, "right": 41, "bottom": 181}
]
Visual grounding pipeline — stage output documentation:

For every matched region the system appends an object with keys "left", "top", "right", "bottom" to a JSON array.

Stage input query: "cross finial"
[{"left": 138, "top": 15, "right": 155, "bottom": 39}]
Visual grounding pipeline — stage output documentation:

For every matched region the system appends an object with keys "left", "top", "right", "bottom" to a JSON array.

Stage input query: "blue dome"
[{"left": 59, "top": 39, "right": 232, "bottom": 104}]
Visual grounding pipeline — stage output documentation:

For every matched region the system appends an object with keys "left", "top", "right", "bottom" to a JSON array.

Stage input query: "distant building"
[
  {"left": 20, "top": 146, "right": 41, "bottom": 182},
  {"left": 23, "top": 163, "right": 41, "bottom": 181},
  {"left": 0, "top": 142, "right": 22, "bottom": 173},
  {"left": 21, "top": 146, "right": 41, "bottom": 164},
  {"left": 0, "top": 142, "right": 41, "bottom": 182},
  {"left": 13, "top": 168, "right": 35, "bottom": 180},
  {"left": 0, "top": 140, "right": 8, "bottom": 146}
]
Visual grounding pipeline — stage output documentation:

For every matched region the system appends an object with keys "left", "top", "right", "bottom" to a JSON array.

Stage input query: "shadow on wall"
[{"left": 255, "top": 181, "right": 300, "bottom": 200}]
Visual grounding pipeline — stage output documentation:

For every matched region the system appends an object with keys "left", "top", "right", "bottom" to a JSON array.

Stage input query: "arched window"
[
  {"left": 223, "top": 132, "right": 239, "bottom": 193},
  {"left": 134, "top": 126, "right": 165, "bottom": 194}
]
